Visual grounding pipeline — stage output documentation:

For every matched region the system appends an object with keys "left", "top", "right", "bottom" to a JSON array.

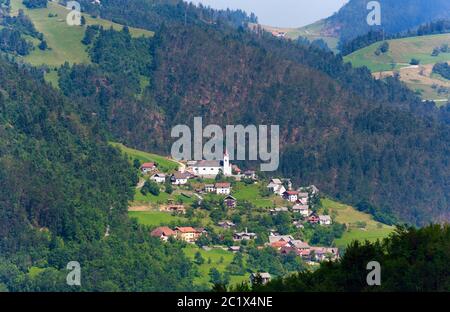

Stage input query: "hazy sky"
[{"left": 190, "top": 0, "right": 349, "bottom": 28}]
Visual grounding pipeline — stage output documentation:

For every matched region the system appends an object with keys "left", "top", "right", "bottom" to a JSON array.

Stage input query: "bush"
[{"left": 410, "top": 58, "right": 420, "bottom": 65}]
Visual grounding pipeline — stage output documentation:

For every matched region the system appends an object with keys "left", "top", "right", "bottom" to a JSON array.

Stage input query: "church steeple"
[{"left": 223, "top": 149, "right": 232, "bottom": 176}]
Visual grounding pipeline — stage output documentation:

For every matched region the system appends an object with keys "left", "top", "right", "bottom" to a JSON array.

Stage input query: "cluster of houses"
[
  {"left": 151, "top": 226, "right": 208, "bottom": 243},
  {"left": 268, "top": 234, "right": 339, "bottom": 263},
  {"left": 141, "top": 152, "right": 259, "bottom": 189},
  {"left": 143, "top": 157, "right": 338, "bottom": 267}
]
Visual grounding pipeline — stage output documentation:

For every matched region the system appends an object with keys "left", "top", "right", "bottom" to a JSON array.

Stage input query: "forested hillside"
[
  {"left": 249, "top": 225, "right": 450, "bottom": 292},
  {"left": 78, "top": 0, "right": 257, "bottom": 30},
  {"left": 0, "top": 59, "right": 197, "bottom": 291},
  {"left": 56, "top": 16, "right": 450, "bottom": 225}
]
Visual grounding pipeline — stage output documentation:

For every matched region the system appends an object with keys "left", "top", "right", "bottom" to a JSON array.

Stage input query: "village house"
[
  {"left": 305, "top": 185, "right": 319, "bottom": 195},
  {"left": 267, "top": 178, "right": 286, "bottom": 196},
  {"left": 223, "top": 195, "right": 237, "bottom": 208},
  {"left": 319, "top": 215, "right": 332, "bottom": 225},
  {"left": 250, "top": 273, "right": 271, "bottom": 285},
  {"left": 310, "top": 247, "right": 339, "bottom": 262},
  {"left": 280, "top": 246, "right": 311, "bottom": 260},
  {"left": 141, "top": 162, "right": 156, "bottom": 174},
  {"left": 170, "top": 171, "right": 191, "bottom": 185},
  {"left": 150, "top": 226, "right": 176, "bottom": 241},
  {"left": 269, "top": 207, "right": 289, "bottom": 216},
  {"left": 218, "top": 221, "right": 236, "bottom": 229},
  {"left": 150, "top": 173, "right": 166, "bottom": 184},
  {"left": 204, "top": 184, "right": 215, "bottom": 193},
  {"left": 283, "top": 190, "right": 299, "bottom": 202},
  {"left": 268, "top": 235, "right": 294, "bottom": 244},
  {"left": 270, "top": 240, "right": 290, "bottom": 250},
  {"left": 175, "top": 227, "right": 200, "bottom": 243},
  {"left": 289, "top": 240, "right": 310, "bottom": 251},
  {"left": 296, "top": 192, "right": 309, "bottom": 205},
  {"left": 243, "top": 170, "right": 257, "bottom": 180},
  {"left": 228, "top": 246, "right": 241, "bottom": 253},
  {"left": 233, "top": 229, "right": 257, "bottom": 241},
  {"left": 308, "top": 212, "right": 320, "bottom": 224},
  {"left": 215, "top": 182, "right": 231, "bottom": 195},
  {"left": 292, "top": 204, "right": 309, "bottom": 217}
]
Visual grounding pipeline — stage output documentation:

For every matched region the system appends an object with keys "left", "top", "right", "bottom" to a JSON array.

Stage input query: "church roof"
[{"left": 194, "top": 160, "right": 222, "bottom": 168}]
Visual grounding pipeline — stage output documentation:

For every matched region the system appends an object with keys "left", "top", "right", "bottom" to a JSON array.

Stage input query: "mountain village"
[{"left": 135, "top": 151, "right": 340, "bottom": 285}]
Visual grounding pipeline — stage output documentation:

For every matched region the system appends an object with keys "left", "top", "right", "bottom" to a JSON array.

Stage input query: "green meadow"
[
  {"left": 232, "top": 182, "right": 277, "bottom": 208},
  {"left": 321, "top": 198, "right": 395, "bottom": 248},
  {"left": 344, "top": 33, "right": 450, "bottom": 72},
  {"left": 110, "top": 142, "right": 180, "bottom": 173},
  {"left": 9, "top": 0, "right": 153, "bottom": 67},
  {"left": 183, "top": 245, "right": 248, "bottom": 288},
  {"left": 128, "top": 211, "right": 187, "bottom": 227}
]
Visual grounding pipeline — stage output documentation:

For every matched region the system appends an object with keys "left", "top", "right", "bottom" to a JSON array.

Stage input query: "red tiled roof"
[
  {"left": 284, "top": 191, "right": 298, "bottom": 195},
  {"left": 215, "top": 182, "right": 231, "bottom": 188},
  {"left": 142, "top": 162, "right": 156, "bottom": 168},
  {"left": 151, "top": 226, "right": 175, "bottom": 237},
  {"left": 270, "top": 241, "right": 289, "bottom": 249},
  {"left": 175, "top": 227, "right": 197, "bottom": 233}
]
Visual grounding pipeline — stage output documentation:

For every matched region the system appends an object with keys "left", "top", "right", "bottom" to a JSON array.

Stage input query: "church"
[{"left": 190, "top": 151, "right": 232, "bottom": 177}]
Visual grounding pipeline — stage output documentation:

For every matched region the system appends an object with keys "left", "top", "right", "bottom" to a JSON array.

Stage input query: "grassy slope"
[
  {"left": 183, "top": 245, "right": 248, "bottom": 288},
  {"left": 110, "top": 142, "right": 180, "bottom": 173},
  {"left": 344, "top": 33, "right": 450, "bottom": 72},
  {"left": 344, "top": 33, "right": 450, "bottom": 102},
  {"left": 10, "top": 0, "right": 153, "bottom": 67},
  {"left": 321, "top": 198, "right": 395, "bottom": 248},
  {"left": 232, "top": 182, "right": 279, "bottom": 208},
  {"left": 128, "top": 211, "right": 187, "bottom": 227},
  {"left": 287, "top": 19, "right": 339, "bottom": 52},
  {"left": 255, "top": 19, "right": 339, "bottom": 52}
]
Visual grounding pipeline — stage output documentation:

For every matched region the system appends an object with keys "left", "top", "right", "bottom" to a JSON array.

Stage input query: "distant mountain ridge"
[{"left": 325, "top": 0, "right": 450, "bottom": 44}]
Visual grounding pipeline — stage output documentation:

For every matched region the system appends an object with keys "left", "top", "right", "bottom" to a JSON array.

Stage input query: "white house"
[
  {"left": 267, "top": 178, "right": 286, "bottom": 196},
  {"left": 297, "top": 192, "right": 309, "bottom": 205},
  {"left": 190, "top": 151, "right": 232, "bottom": 177},
  {"left": 250, "top": 273, "right": 271, "bottom": 285},
  {"left": 292, "top": 204, "right": 309, "bottom": 217},
  {"left": 141, "top": 162, "right": 156, "bottom": 174},
  {"left": 233, "top": 228, "right": 257, "bottom": 241},
  {"left": 150, "top": 173, "right": 166, "bottom": 184},
  {"left": 170, "top": 172, "right": 190, "bottom": 185},
  {"left": 215, "top": 182, "right": 231, "bottom": 195},
  {"left": 319, "top": 215, "right": 332, "bottom": 225},
  {"left": 283, "top": 191, "right": 298, "bottom": 202}
]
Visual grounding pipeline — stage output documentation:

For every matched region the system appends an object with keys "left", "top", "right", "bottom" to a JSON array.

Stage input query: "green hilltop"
[
  {"left": 9, "top": 0, "right": 153, "bottom": 67},
  {"left": 344, "top": 33, "right": 450, "bottom": 103}
]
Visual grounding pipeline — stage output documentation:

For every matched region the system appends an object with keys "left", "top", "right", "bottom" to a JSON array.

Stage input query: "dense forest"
[
  {"left": 46, "top": 0, "right": 450, "bottom": 226},
  {"left": 324, "top": 0, "right": 450, "bottom": 47},
  {"left": 0, "top": 59, "right": 199, "bottom": 291},
  {"left": 235, "top": 225, "right": 450, "bottom": 292},
  {"left": 76, "top": 0, "right": 257, "bottom": 30}
]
